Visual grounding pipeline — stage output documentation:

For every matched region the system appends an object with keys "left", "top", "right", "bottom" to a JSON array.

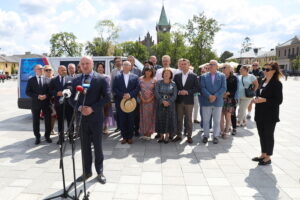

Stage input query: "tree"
[
  {"left": 151, "top": 32, "right": 172, "bottom": 64},
  {"left": 185, "top": 12, "right": 221, "bottom": 68},
  {"left": 241, "top": 37, "right": 252, "bottom": 53},
  {"left": 219, "top": 51, "right": 233, "bottom": 63},
  {"left": 117, "top": 41, "right": 149, "bottom": 61},
  {"left": 50, "top": 32, "right": 83, "bottom": 57},
  {"left": 86, "top": 20, "right": 121, "bottom": 56},
  {"left": 292, "top": 56, "right": 300, "bottom": 74}
]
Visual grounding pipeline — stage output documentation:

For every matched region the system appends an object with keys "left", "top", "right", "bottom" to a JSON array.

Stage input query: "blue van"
[{"left": 18, "top": 56, "right": 144, "bottom": 109}]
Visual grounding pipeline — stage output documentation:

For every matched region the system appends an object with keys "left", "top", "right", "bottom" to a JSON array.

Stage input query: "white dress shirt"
[
  {"left": 155, "top": 67, "right": 177, "bottom": 81},
  {"left": 182, "top": 71, "right": 189, "bottom": 87},
  {"left": 123, "top": 72, "right": 130, "bottom": 88},
  {"left": 36, "top": 75, "right": 43, "bottom": 86}
]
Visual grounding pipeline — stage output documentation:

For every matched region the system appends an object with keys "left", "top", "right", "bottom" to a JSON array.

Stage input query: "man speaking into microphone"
[{"left": 69, "top": 56, "right": 110, "bottom": 184}]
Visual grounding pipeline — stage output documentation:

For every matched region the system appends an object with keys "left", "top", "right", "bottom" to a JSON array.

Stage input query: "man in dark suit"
[
  {"left": 26, "top": 64, "right": 52, "bottom": 144},
  {"left": 49, "top": 65, "right": 74, "bottom": 142},
  {"left": 67, "top": 63, "right": 77, "bottom": 78},
  {"left": 69, "top": 56, "right": 110, "bottom": 184},
  {"left": 113, "top": 61, "right": 140, "bottom": 144},
  {"left": 172, "top": 59, "right": 199, "bottom": 143},
  {"left": 127, "top": 55, "right": 142, "bottom": 136}
]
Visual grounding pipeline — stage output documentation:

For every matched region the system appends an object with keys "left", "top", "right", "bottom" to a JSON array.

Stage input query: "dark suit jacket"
[
  {"left": 49, "top": 75, "right": 73, "bottom": 105},
  {"left": 69, "top": 72, "right": 111, "bottom": 122},
  {"left": 254, "top": 76, "right": 283, "bottom": 123},
  {"left": 26, "top": 76, "right": 51, "bottom": 109},
  {"left": 173, "top": 72, "right": 199, "bottom": 104},
  {"left": 113, "top": 72, "right": 140, "bottom": 104}
]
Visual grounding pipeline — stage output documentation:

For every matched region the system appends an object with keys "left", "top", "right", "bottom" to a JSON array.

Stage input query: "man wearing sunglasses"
[
  {"left": 26, "top": 64, "right": 52, "bottom": 145},
  {"left": 247, "top": 62, "right": 264, "bottom": 119}
]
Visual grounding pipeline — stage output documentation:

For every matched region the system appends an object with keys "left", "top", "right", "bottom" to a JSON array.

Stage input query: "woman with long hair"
[{"left": 252, "top": 62, "right": 283, "bottom": 165}]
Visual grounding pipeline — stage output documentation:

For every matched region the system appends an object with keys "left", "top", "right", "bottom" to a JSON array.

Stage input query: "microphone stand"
[
  {"left": 44, "top": 96, "right": 74, "bottom": 200},
  {"left": 77, "top": 90, "right": 90, "bottom": 200}
]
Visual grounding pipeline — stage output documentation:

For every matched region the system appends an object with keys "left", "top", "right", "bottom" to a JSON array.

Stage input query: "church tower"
[{"left": 156, "top": 5, "right": 171, "bottom": 43}]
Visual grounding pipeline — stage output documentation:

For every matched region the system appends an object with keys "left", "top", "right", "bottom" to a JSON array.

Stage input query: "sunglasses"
[
  {"left": 262, "top": 68, "right": 273, "bottom": 72},
  {"left": 44, "top": 69, "right": 52, "bottom": 72}
]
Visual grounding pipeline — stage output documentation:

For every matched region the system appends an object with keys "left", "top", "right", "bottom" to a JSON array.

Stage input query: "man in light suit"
[
  {"left": 173, "top": 59, "right": 199, "bottom": 144},
  {"left": 26, "top": 64, "right": 52, "bottom": 144},
  {"left": 201, "top": 60, "right": 226, "bottom": 144},
  {"left": 69, "top": 56, "right": 110, "bottom": 184},
  {"left": 113, "top": 61, "right": 140, "bottom": 144}
]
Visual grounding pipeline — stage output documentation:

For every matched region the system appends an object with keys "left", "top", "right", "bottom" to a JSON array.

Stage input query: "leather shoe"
[
  {"left": 213, "top": 137, "right": 219, "bottom": 144},
  {"left": 121, "top": 139, "right": 127, "bottom": 144},
  {"left": 155, "top": 134, "right": 160, "bottom": 139},
  {"left": 202, "top": 137, "right": 208, "bottom": 144},
  {"left": 45, "top": 137, "right": 52, "bottom": 143},
  {"left": 97, "top": 174, "right": 106, "bottom": 184},
  {"left": 187, "top": 137, "right": 193, "bottom": 144},
  {"left": 76, "top": 172, "right": 92, "bottom": 182},
  {"left": 252, "top": 157, "right": 264, "bottom": 162},
  {"left": 35, "top": 138, "right": 40, "bottom": 145},
  {"left": 172, "top": 136, "right": 182, "bottom": 142},
  {"left": 127, "top": 139, "right": 133, "bottom": 144},
  {"left": 258, "top": 159, "right": 271, "bottom": 166},
  {"left": 114, "top": 128, "right": 120, "bottom": 133},
  {"left": 194, "top": 120, "right": 200, "bottom": 124}
]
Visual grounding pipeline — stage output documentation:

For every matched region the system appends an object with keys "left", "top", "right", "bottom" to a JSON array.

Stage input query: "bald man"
[
  {"left": 49, "top": 65, "right": 74, "bottom": 143},
  {"left": 26, "top": 64, "right": 52, "bottom": 144},
  {"left": 69, "top": 56, "right": 110, "bottom": 184}
]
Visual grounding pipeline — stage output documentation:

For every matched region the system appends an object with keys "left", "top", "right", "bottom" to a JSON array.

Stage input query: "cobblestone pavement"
[{"left": 0, "top": 79, "right": 300, "bottom": 200}]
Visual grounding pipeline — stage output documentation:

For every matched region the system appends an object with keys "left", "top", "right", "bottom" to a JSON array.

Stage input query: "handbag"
[{"left": 242, "top": 76, "right": 255, "bottom": 98}]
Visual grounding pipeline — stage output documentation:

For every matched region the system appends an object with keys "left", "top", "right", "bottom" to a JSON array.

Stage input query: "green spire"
[{"left": 157, "top": 6, "right": 169, "bottom": 26}]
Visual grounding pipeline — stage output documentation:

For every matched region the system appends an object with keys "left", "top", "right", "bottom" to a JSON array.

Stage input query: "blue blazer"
[
  {"left": 201, "top": 71, "right": 227, "bottom": 107},
  {"left": 113, "top": 72, "right": 140, "bottom": 104}
]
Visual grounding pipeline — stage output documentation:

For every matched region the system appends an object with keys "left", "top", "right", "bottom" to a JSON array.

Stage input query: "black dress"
[{"left": 155, "top": 80, "right": 177, "bottom": 135}]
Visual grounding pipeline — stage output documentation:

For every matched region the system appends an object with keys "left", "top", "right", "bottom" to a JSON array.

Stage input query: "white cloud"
[
  {"left": 76, "top": 0, "right": 97, "bottom": 18},
  {"left": 0, "top": 0, "right": 300, "bottom": 57}
]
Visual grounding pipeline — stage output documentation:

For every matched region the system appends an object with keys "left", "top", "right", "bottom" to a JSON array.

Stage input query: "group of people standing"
[{"left": 26, "top": 54, "right": 283, "bottom": 186}]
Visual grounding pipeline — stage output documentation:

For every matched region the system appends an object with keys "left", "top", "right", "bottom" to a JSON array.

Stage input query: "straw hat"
[{"left": 120, "top": 98, "right": 137, "bottom": 113}]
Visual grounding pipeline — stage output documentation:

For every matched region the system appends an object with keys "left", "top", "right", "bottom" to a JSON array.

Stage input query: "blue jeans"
[
  {"left": 202, "top": 106, "right": 222, "bottom": 138},
  {"left": 198, "top": 96, "right": 212, "bottom": 129}
]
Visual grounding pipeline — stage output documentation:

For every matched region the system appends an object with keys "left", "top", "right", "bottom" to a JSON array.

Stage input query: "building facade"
[{"left": 276, "top": 35, "right": 300, "bottom": 71}]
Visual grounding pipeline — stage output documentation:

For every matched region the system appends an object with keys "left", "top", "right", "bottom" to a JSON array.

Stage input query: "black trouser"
[
  {"left": 256, "top": 120, "right": 277, "bottom": 156},
  {"left": 81, "top": 119, "right": 104, "bottom": 175},
  {"left": 119, "top": 111, "right": 135, "bottom": 139},
  {"left": 231, "top": 105, "right": 237, "bottom": 129},
  {"left": 31, "top": 105, "right": 51, "bottom": 139},
  {"left": 55, "top": 103, "right": 73, "bottom": 134}
]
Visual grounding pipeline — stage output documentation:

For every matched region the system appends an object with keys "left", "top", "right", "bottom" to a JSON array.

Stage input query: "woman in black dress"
[
  {"left": 221, "top": 64, "right": 238, "bottom": 138},
  {"left": 252, "top": 62, "right": 283, "bottom": 165}
]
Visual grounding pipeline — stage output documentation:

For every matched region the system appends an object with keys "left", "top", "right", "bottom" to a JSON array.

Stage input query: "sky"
[{"left": 0, "top": 0, "right": 300, "bottom": 57}]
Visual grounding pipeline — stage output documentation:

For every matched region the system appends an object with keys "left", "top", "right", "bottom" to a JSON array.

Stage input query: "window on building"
[
  {"left": 292, "top": 48, "right": 295, "bottom": 55},
  {"left": 284, "top": 49, "right": 286, "bottom": 56},
  {"left": 288, "top": 49, "right": 291, "bottom": 56},
  {"left": 297, "top": 47, "right": 299, "bottom": 56},
  {"left": 278, "top": 50, "right": 280, "bottom": 57}
]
